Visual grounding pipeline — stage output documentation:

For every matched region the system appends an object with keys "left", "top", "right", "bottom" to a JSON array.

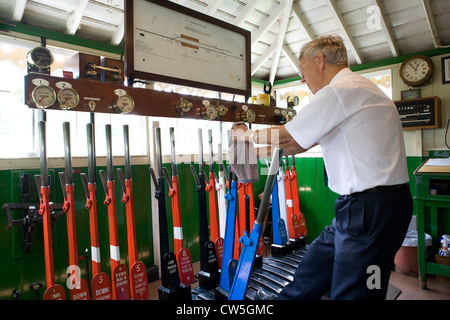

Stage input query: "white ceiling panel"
[{"left": 0, "top": 0, "right": 448, "bottom": 84}]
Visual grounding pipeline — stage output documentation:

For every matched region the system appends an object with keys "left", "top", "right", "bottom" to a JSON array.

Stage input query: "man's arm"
[
  {"left": 253, "top": 126, "right": 309, "bottom": 157},
  {"left": 231, "top": 122, "right": 314, "bottom": 158}
]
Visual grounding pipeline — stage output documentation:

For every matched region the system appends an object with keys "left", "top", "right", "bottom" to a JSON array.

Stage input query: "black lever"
[
  {"left": 30, "top": 282, "right": 43, "bottom": 300},
  {"left": 12, "top": 289, "right": 20, "bottom": 300}
]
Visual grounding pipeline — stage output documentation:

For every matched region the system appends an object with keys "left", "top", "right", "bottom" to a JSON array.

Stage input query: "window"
[
  {"left": 0, "top": 39, "right": 39, "bottom": 158},
  {"left": 152, "top": 83, "right": 236, "bottom": 158},
  {"left": 275, "top": 69, "right": 392, "bottom": 113},
  {"left": 0, "top": 35, "right": 147, "bottom": 159},
  {"left": 361, "top": 69, "right": 392, "bottom": 99},
  {"left": 0, "top": 34, "right": 251, "bottom": 164},
  {"left": 276, "top": 84, "right": 312, "bottom": 113}
]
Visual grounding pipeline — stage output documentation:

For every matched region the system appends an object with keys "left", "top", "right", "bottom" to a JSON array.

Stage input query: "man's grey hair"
[{"left": 299, "top": 35, "right": 348, "bottom": 67}]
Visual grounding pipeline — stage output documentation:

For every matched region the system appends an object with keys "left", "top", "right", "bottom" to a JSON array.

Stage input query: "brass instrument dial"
[
  {"left": 112, "top": 94, "right": 135, "bottom": 114},
  {"left": 176, "top": 98, "right": 193, "bottom": 115},
  {"left": 200, "top": 100, "right": 218, "bottom": 120},
  {"left": 57, "top": 87, "right": 79, "bottom": 110},
  {"left": 27, "top": 46, "right": 54, "bottom": 70},
  {"left": 32, "top": 85, "right": 56, "bottom": 109},
  {"left": 216, "top": 103, "right": 228, "bottom": 116},
  {"left": 241, "top": 108, "right": 256, "bottom": 123},
  {"left": 287, "top": 95, "right": 299, "bottom": 107}
]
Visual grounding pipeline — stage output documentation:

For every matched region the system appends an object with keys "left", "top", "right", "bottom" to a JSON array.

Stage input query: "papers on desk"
[
  {"left": 425, "top": 157, "right": 450, "bottom": 166},
  {"left": 416, "top": 157, "right": 450, "bottom": 173}
]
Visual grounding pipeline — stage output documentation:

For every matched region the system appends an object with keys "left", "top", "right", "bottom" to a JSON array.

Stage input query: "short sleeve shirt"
[{"left": 285, "top": 68, "right": 409, "bottom": 195}]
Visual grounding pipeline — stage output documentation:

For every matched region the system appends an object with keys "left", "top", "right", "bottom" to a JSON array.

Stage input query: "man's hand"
[{"left": 230, "top": 122, "right": 252, "bottom": 143}]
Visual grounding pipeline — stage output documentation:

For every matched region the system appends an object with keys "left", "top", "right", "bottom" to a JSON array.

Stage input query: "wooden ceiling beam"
[
  {"left": 66, "top": 0, "right": 89, "bottom": 35},
  {"left": 326, "top": 0, "right": 363, "bottom": 64},
  {"left": 12, "top": 0, "right": 27, "bottom": 22},
  {"left": 269, "top": 0, "right": 294, "bottom": 84},
  {"left": 251, "top": 2, "right": 285, "bottom": 46},
  {"left": 371, "top": 0, "right": 399, "bottom": 57},
  {"left": 234, "top": 0, "right": 260, "bottom": 27}
]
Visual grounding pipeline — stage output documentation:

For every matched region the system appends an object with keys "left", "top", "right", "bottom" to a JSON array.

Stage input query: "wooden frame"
[
  {"left": 442, "top": 56, "right": 450, "bottom": 84},
  {"left": 394, "top": 96, "right": 441, "bottom": 130},
  {"left": 24, "top": 74, "right": 289, "bottom": 125},
  {"left": 399, "top": 55, "right": 434, "bottom": 87},
  {"left": 400, "top": 88, "right": 421, "bottom": 100},
  {"left": 124, "top": 0, "right": 251, "bottom": 97}
]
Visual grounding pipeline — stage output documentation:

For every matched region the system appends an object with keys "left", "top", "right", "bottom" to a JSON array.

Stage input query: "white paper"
[{"left": 426, "top": 157, "right": 450, "bottom": 166}]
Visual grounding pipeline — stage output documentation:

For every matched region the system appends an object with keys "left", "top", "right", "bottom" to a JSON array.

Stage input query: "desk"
[{"left": 415, "top": 162, "right": 450, "bottom": 289}]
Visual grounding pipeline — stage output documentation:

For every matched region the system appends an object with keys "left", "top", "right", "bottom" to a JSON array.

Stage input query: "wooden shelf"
[{"left": 24, "top": 74, "right": 291, "bottom": 125}]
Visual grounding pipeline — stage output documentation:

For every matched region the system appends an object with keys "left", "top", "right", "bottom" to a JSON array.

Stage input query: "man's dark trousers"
[{"left": 277, "top": 184, "right": 413, "bottom": 300}]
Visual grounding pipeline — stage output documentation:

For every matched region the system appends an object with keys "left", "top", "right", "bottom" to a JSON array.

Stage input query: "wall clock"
[{"left": 399, "top": 55, "right": 434, "bottom": 87}]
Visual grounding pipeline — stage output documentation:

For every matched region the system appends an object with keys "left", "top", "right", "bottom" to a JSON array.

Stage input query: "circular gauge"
[
  {"left": 287, "top": 95, "right": 299, "bottom": 107},
  {"left": 176, "top": 98, "right": 193, "bottom": 115},
  {"left": 216, "top": 104, "right": 228, "bottom": 116},
  {"left": 31, "top": 85, "right": 56, "bottom": 109},
  {"left": 113, "top": 94, "right": 135, "bottom": 114},
  {"left": 241, "top": 109, "right": 256, "bottom": 123},
  {"left": 201, "top": 105, "right": 218, "bottom": 120},
  {"left": 57, "top": 88, "right": 79, "bottom": 110},
  {"left": 26, "top": 46, "right": 54, "bottom": 69}
]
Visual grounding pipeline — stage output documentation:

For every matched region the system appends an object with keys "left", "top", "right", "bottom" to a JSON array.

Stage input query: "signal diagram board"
[{"left": 125, "top": 0, "right": 251, "bottom": 97}]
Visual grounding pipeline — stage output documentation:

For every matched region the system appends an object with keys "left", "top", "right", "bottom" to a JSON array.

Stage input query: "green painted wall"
[
  {"left": 0, "top": 165, "right": 153, "bottom": 300},
  {"left": 0, "top": 156, "right": 424, "bottom": 300}
]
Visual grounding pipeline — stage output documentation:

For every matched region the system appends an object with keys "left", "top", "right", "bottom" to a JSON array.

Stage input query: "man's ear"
[{"left": 316, "top": 53, "right": 326, "bottom": 71}]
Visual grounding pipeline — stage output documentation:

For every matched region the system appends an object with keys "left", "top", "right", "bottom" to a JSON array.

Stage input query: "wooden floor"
[
  {"left": 146, "top": 261, "right": 450, "bottom": 300},
  {"left": 389, "top": 271, "right": 450, "bottom": 300}
]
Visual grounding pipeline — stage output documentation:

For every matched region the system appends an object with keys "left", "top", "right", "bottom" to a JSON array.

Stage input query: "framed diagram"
[
  {"left": 125, "top": 0, "right": 251, "bottom": 97},
  {"left": 442, "top": 56, "right": 450, "bottom": 84}
]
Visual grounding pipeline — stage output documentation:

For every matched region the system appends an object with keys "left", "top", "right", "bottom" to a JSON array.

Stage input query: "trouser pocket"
[{"left": 335, "top": 196, "right": 366, "bottom": 238}]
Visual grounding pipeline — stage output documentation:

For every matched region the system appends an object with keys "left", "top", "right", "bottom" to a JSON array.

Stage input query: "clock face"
[{"left": 400, "top": 55, "right": 433, "bottom": 87}]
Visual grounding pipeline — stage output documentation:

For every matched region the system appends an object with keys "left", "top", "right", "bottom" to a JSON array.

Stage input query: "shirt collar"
[{"left": 329, "top": 67, "right": 351, "bottom": 85}]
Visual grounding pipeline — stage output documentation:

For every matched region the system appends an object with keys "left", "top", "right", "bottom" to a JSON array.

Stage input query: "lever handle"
[
  {"left": 58, "top": 172, "right": 67, "bottom": 201},
  {"left": 116, "top": 168, "right": 126, "bottom": 193},
  {"left": 148, "top": 167, "right": 158, "bottom": 187},
  {"left": 30, "top": 282, "right": 43, "bottom": 300},
  {"left": 162, "top": 167, "right": 173, "bottom": 189},
  {"left": 80, "top": 173, "right": 90, "bottom": 200},
  {"left": 190, "top": 165, "right": 200, "bottom": 186},
  {"left": 98, "top": 170, "right": 108, "bottom": 195}
]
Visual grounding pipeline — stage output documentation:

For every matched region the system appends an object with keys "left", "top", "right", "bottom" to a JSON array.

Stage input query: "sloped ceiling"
[{"left": 0, "top": 0, "right": 449, "bottom": 84}]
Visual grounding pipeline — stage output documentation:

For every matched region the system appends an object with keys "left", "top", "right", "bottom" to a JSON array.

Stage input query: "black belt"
[{"left": 349, "top": 183, "right": 409, "bottom": 197}]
